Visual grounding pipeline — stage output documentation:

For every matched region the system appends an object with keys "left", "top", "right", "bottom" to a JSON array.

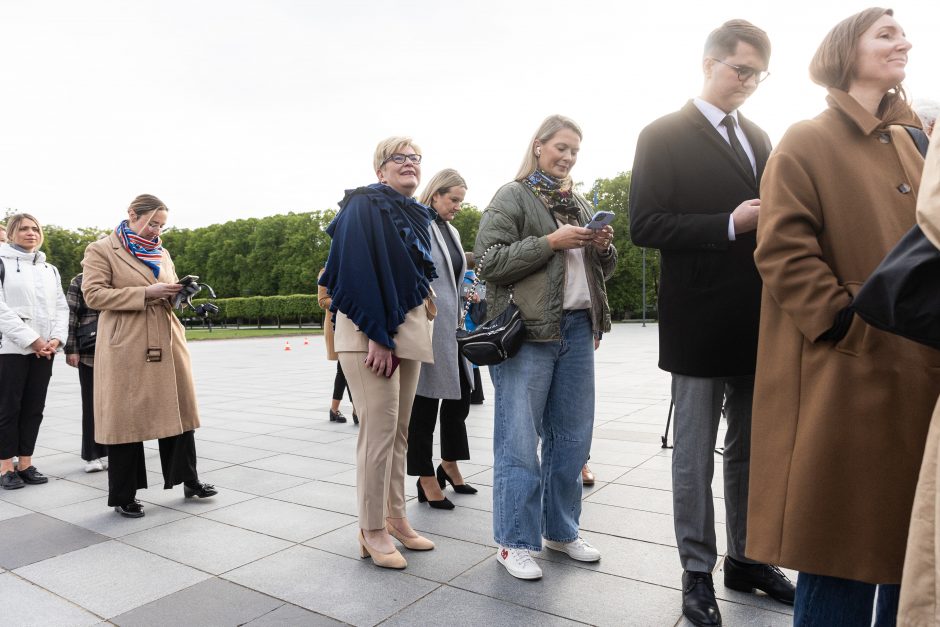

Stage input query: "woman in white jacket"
[{"left": 0, "top": 213, "right": 68, "bottom": 490}]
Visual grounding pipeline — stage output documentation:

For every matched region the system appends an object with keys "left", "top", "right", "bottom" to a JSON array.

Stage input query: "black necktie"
[{"left": 721, "top": 115, "right": 754, "bottom": 178}]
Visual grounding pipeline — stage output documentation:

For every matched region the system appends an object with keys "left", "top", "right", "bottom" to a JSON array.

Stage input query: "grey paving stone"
[
  {"left": 0, "top": 477, "right": 104, "bottom": 511},
  {"left": 195, "top": 426, "right": 258, "bottom": 443},
  {"left": 137, "top": 485, "right": 257, "bottom": 513},
  {"left": 243, "top": 453, "right": 353, "bottom": 480},
  {"left": 26, "top": 451, "right": 85, "bottom": 477},
  {"left": 451, "top": 555, "right": 682, "bottom": 626},
  {"left": 265, "top": 427, "right": 357, "bottom": 444},
  {"left": 0, "top": 572, "right": 101, "bottom": 627},
  {"left": 246, "top": 603, "right": 345, "bottom": 626},
  {"left": 44, "top": 498, "right": 190, "bottom": 538},
  {"left": 202, "top": 496, "right": 355, "bottom": 542},
  {"left": 14, "top": 540, "right": 210, "bottom": 619},
  {"left": 111, "top": 577, "right": 283, "bottom": 627},
  {"left": 305, "top": 523, "right": 493, "bottom": 583},
  {"left": 585, "top": 483, "right": 727, "bottom": 524},
  {"left": 198, "top": 464, "right": 312, "bottom": 496},
  {"left": 193, "top": 440, "right": 273, "bottom": 464},
  {"left": 0, "top": 513, "right": 108, "bottom": 569},
  {"left": 405, "top": 499, "right": 496, "bottom": 547},
  {"left": 224, "top": 544, "right": 440, "bottom": 626},
  {"left": 227, "top": 433, "right": 322, "bottom": 453},
  {"left": 121, "top": 516, "right": 292, "bottom": 575},
  {"left": 382, "top": 585, "right": 586, "bottom": 626},
  {"left": 268, "top": 479, "right": 359, "bottom": 516},
  {"left": 0, "top": 499, "right": 31, "bottom": 522},
  {"left": 579, "top": 501, "right": 729, "bottom": 554}
]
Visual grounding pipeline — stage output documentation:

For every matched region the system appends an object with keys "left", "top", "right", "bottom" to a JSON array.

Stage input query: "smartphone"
[
  {"left": 177, "top": 275, "right": 199, "bottom": 286},
  {"left": 586, "top": 211, "right": 615, "bottom": 230},
  {"left": 385, "top": 354, "right": 401, "bottom": 378}
]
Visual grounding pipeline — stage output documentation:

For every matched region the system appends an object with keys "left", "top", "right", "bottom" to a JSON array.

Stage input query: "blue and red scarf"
[{"left": 116, "top": 220, "right": 163, "bottom": 278}]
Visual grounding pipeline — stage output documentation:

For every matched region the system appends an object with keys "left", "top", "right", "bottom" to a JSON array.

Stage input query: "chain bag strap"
[{"left": 459, "top": 243, "right": 513, "bottom": 330}]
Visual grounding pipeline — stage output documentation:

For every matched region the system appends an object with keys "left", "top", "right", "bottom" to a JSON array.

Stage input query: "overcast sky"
[{"left": 1, "top": 1, "right": 937, "bottom": 231}]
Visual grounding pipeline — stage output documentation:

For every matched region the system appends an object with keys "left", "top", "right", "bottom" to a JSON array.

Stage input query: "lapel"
[
  {"left": 739, "top": 112, "right": 771, "bottom": 181},
  {"left": 431, "top": 220, "right": 456, "bottom": 287},
  {"left": 109, "top": 231, "right": 158, "bottom": 285},
  {"left": 682, "top": 101, "right": 759, "bottom": 192}
]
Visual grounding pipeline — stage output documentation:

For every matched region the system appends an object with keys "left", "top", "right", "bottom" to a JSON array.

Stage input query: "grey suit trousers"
[{"left": 671, "top": 373, "right": 754, "bottom": 572}]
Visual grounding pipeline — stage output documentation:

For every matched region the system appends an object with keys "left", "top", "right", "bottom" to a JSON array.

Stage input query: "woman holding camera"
[
  {"left": 474, "top": 115, "right": 616, "bottom": 579},
  {"left": 82, "top": 194, "right": 217, "bottom": 518},
  {"left": 407, "top": 169, "right": 477, "bottom": 510},
  {"left": 319, "top": 137, "right": 437, "bottom": 569},
  {"left": 0, "top": 213, "right": 68, "bottom": 490}
]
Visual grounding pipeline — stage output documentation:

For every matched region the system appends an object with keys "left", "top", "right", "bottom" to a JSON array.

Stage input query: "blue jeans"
[
  {"left": 794, "top": 572, "right": 900, "bottom": 626},
  {"left": 490, "top": 310, "right": 595, "bottom": 550}
]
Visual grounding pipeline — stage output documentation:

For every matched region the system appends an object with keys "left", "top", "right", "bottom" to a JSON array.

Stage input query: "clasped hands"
[
  {"left": 29, "top": 337, "right": 60, "bottom": 359},
  {"left": 547, "top": 224, "right": 614, "bottom": 252}
]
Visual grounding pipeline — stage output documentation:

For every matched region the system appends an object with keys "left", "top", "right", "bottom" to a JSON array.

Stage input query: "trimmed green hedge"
[{"left": 176, "top": 294, "right": 323, "bottom": 328}]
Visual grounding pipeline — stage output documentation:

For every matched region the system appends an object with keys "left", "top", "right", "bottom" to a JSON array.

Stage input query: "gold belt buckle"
[{"left": 146, "top": 347, "right": 162, "bottom": 362}]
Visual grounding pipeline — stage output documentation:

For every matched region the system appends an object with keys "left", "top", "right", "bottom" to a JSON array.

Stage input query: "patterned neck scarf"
[
  {"left": 116, "top": 220, "right": 162, "bottom": 278},
  {"left": 523, "top": 169, "right": 580, "bottom": 224}
]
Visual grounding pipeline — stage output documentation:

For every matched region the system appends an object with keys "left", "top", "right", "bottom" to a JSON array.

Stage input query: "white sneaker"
[
  {"left": 84, "top": 458, "right": 104, "bottom": 473},
  {"left": 496, "top": 546, "right": 543, "bottom": 580},
  {"left": 99, "top": 457, "right": 108, "bottom": 470},
  {"left": 543, "top": 537, "right": 601, "bottom": 562}
]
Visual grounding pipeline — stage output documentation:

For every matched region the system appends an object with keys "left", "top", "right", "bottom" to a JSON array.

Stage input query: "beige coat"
[
  {"left": 898, "top": 135, "right": 940, "bottom": 624},
  {"left": 82, "top": 233, "right": 200, "bottom": 444},
  {"left": 747, "top": 89, "right": 940, "bottom": 584},
  {"left": 317, "top": 268, "right": 337, "bottom": 360}
]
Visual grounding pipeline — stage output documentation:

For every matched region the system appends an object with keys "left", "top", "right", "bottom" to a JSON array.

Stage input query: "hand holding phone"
[{"left": 586, "top": 211, "right": 615, "bottom": 230}]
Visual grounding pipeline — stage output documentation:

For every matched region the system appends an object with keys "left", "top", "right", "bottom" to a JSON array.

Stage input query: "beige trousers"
[{"left": 339, "top": 353, "right": 421, "bottom": 530}]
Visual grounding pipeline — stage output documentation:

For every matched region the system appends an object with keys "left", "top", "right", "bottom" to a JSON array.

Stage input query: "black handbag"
[
  {"left": 851, "top": 126, "right": 939, "bottom": 350},
  {"left": 455, "top": 244, "right": 526, "bottom": 366},
  {"left": 76, "top": 319, "right": 98, "bottom": 352},
  {"left": 852, "top": 224, "right": 940, "bottom": 350}
]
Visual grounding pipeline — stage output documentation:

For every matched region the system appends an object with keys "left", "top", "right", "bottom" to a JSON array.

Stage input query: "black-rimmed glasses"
[
  {"left": 711, "top": 58, "right": 770, "bottom": 84},
  {"left": 381, "top": 153, "right": 422, "bottom": 166}
]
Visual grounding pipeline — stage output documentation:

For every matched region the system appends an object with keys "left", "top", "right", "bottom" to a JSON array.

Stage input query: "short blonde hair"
[
  {"left": 515, "top": 115, "right": 583, "bottom": 188},
  {"left": 418, "top": 169, "right": 467, "bottom": 207},
  {"left": 5, "top": 213, "right": 44, "bottom": 249},
  {"left": 373, "top": 136, "right": 422, "bottom": 172}
]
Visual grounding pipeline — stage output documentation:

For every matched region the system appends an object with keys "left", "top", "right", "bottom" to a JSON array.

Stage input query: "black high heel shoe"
[
  {"left": 184, "top": 481, "right": 218, "bottom": 499},
  {"left": 416, "top": 478, "right": 454, "bottom": 510},
  {"left": 437, "top": 464, "right": 478, "bottom": 494}
]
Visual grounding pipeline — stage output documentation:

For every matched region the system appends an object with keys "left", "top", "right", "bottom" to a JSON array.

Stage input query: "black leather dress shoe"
[
  {"left": 724, "top": 556, "right": 795, "bottom": 605},
  {"left": 1, "top": 470, "right": 25, "bottom": 490},
  {"left": 329, "top": 409, "right": 347, "bottom": 423},
  {"left": 184, "top": 481, "right": 218, "bottom": 498},
  {"left": 682, "top": 571, "right": 722, "bottom": 627},
  {"left": 114, "top": 500, "right": 145, "bottom": 518},
  {"left": 17, "top": 466, "right": 48, "bottom": 484}
]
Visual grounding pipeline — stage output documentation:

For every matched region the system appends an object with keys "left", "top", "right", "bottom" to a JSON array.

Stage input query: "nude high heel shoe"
[
  {"left": 386, "top": 521, "right": 435, "bottom": 551},
  {"left": 358, "top": 530, "right": 407, "bottom": 569}
]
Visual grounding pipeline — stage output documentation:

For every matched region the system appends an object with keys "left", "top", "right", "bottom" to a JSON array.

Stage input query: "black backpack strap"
[{"left": 904, "top": 126, "right": 929, "bottom": 158}]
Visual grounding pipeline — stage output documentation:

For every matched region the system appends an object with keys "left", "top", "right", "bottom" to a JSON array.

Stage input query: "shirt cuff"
[{"left": 728, "top": 215, "right": 737, "bottom": 241}]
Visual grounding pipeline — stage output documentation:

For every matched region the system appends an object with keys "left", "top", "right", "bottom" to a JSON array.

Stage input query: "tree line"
[{"left": 3, "top": 172, "right": 658, "bottom": 320}]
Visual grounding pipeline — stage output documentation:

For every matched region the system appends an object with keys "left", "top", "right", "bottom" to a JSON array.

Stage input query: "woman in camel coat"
[
  {"left": 745, "top": 8, "right": 940, "bottom": 623},
  {"left": 898, "top": 131, "right": 940, "bottom": 626},
  {"left": 83, "top": 194, "right": 217, "bottom": 517}
]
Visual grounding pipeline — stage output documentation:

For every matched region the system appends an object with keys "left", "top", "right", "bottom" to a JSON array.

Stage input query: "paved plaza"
[{"left": 0, "top": 324, "right": 795, "bottom": 626}]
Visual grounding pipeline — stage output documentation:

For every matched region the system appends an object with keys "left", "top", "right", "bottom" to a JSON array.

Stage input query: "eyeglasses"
[
  {"left": 711, "top": 58, "right": 770, "bottom": 84},
  {"left": 381, "top": 153, "right": 422, "bottom": 166}
]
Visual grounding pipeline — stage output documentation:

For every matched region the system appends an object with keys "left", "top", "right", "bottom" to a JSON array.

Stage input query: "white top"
[{"left": 0, "top": 243, "right": 69, "bottom": 355}]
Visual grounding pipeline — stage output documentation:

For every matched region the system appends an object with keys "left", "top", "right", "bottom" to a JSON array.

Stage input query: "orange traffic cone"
[
  {"left": 284, "top": 341, "right": 291, "bottom": 351},
  {"left": 303, "top": 337, "right": 309, "bottom": 346}
]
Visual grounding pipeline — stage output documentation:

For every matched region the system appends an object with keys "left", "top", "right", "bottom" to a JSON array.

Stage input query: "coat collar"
[
  {"left": 108, "top": 231, "right": 159, "bottom": 285},
  {"left": 826, "top": 87, "right": 921, "bottom": 135}
]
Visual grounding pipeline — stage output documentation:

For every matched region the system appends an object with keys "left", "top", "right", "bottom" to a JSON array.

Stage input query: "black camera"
[{"left": 194, "top": 303, "right": 219, "bottom": 318}]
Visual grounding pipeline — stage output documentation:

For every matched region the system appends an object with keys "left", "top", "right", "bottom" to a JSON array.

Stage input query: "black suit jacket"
[{"left": 629, "top": 100, "right": 772, "bottom": 377}]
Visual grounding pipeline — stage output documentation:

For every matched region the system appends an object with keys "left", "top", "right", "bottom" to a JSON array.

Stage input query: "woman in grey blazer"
[{"left": 407, "top": 169, "right": 477, "bottom": 509}]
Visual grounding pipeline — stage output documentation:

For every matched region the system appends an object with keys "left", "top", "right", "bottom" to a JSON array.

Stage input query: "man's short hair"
[{"left": 704, "top": 19, "right": 771, "bottom": 65}]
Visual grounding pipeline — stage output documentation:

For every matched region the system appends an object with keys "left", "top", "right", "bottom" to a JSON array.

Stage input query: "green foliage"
[
  {"left": 451, "top": 204, "right": 482, "bottom": 252},
  {"left": 42, "top": 226, "right": 109, "bottom": 290},
  {"left": 586, "top": 172, "right": 659, "bottom": 320}
]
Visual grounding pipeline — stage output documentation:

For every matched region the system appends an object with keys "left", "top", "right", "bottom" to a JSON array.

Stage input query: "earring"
[{"left": 535, "top": 149, "right": 541, "bottom": 157}]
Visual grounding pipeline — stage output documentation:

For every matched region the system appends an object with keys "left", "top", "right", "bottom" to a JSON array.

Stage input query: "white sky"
[{"left": 1, "top": 0, "right": 937, "bottom": 230}]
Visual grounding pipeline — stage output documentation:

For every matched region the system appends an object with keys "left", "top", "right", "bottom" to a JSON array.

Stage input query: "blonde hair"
[
  {"left": 418, "top": 169, "right": 468, "bottom": 207},
  {"left": 514, "top": 115, "right": 583, "bottom": 188},
  {"left": 5, "top": 213, "right": 44, "bottom": 249},
  {"left": 127, "top": 194, "right": 168, "bottom": 218},
  {"left": 810, "top": 7, "right": 908, "bottom": 120},
  {"left": 373, "top": 136, "right": 422, "bottom": 172}
]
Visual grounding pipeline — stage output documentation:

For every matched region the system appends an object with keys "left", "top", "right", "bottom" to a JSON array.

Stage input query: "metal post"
[{"left": 641, "top": 248, "right": 647, "bottom": 327}]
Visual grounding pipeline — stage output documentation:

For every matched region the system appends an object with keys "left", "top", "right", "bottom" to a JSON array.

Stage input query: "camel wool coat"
[
  {"left": 898, "top": 136, "right": 940, "bottom": 625},
  {"left": 82, "top": 232, "right": 200, "bottom": 445},
  {"left": 317, "top": 268, "right": 338, "bottom": 360},
  {"left": 746, "top": 89, "right": 940, "bottom": 584}
]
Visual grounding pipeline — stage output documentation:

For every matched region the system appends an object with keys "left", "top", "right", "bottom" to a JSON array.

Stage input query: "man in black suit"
[{"left": 629, "top": 19, "right": 794, "bottom": 627}]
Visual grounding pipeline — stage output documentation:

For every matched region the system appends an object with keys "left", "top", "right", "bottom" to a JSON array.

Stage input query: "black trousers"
[
  {"left": 0, "top": 354, "right": 54, "bottom": 459},
  {"left": 407, "top": 365, "right": 471, "bottom": 476},
  {"left": 78, "top": 363, "right": 107, "bottom": 461},
  {"left": 107, "top": 430, "right": 198, "bottom": 506},
  {"left": 470, "top": 368, "right": 484, "bottom": 404},
  {"left": 332, "top": 361, "right": 354, "bottom": 404}
]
